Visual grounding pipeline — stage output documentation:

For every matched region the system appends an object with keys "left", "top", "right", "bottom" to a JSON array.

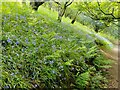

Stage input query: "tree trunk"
[
  {"left": 57, "top": 6, "right": 66, "bottom": 22},
  {"left": 30, "top": 1, "right": 45, "bottom": 11},
  {"left": 71, "top": 11, "right": 80, "bottom": 24}
]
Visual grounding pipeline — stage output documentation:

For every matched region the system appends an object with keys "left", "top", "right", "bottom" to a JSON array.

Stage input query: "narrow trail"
[
  {"left": 106, "top": 44, "right": 119, "bottom": 88},
  {"left": 108, "top": 59, "right": 118, "bottom": 88}
]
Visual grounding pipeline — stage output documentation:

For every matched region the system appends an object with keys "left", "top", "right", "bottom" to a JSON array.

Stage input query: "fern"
[{"left": 75, "top": 72, "right": 90, "bottom": 88}]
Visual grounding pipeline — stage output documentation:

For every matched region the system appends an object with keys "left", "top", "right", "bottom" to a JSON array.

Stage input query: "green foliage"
[
  {"left": 90, "top": 72, "right": 108, "bottom": 88},
  {"left": 93, "top": 56, "right": 113, "bottom": 70},
  {"left": 75, "top": 72, "right": 90, "bottom": 88},
  {"left": 1, "top": 2, "right": 113, "bottom": 89}
]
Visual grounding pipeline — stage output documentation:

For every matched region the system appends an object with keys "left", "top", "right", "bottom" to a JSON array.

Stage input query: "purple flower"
[
  {"left": 55, "top": 35, "right": 63, "bottom": 40},
  {"left": 4, "top": 85, "right": 10, "bottom": 89},
  {"left": 49, "top": 60, "right": 54, "bottom": 65},
  {"left": 7, "top": 38, "right": 11, "bottom": 43},
  {"left": 71, "top": 67, "right": 74, "bottom": 70},
  {"left": 41, "top": 44, "right": 44, "bottom": 46},
  {"left": 16, "top": 41, "right": 19, "bottom": 45},
  {"left": 25, "top": 38, "right": 28, "bottom": 44},
  {"left": 10, "top": 73, "right": 14, "bottom": 76}
]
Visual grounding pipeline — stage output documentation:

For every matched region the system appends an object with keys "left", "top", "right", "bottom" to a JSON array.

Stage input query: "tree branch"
[
  {"left": 53, "top": 0, "right": 61, "bottom": 5},
  {"left": 97, "top": 1, "right": 119, "bottom": 19},
  {"left": 66, "top": 0, "right": 74, "bottom": 7}
]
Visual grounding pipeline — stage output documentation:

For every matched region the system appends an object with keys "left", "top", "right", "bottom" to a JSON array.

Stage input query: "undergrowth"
[{"left": 1, "top": 2, "right": 113, "bottom": 89}]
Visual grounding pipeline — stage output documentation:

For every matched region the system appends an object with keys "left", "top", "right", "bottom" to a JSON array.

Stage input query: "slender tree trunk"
[
  {"left": 57, "top": 6, "right": 67, "bottom": 22},
  {"left": 71, "top": 11, "right": 80, "bottom": 24}
]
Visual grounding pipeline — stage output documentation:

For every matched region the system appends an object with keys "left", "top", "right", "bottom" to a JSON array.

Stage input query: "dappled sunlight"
[{"left": 100, "top": 45, "right": 119, "bottom": 61}]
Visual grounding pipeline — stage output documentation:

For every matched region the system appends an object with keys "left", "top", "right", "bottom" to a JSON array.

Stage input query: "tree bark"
[{"left": 30, "top": 1, "right": 45, "bottom": 11}]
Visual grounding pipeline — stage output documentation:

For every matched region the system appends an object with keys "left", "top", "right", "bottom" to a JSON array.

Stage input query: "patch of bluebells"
[
  {"left": 54, "top": 35, "right": 63, "bottom": 40},
  {"left": 20, "top": 15, "right": 26, "bottom": 20}
]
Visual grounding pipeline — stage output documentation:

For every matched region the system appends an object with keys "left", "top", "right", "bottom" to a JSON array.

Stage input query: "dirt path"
[
  {"left": 107, "top": 44, "right": 119, "bottom": 88},
  {"left": 107, "top": 59, "right": 118, "bottom": 88}
]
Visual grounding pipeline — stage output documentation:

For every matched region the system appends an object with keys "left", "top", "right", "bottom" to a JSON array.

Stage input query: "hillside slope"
[{"left": 1, "top": 2, "right": 114, "bottom": 89}]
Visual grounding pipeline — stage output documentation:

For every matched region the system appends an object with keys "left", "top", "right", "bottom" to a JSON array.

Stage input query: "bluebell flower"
[
  {"left": 25, "top": 38, "right": 28, "bottom": 44},
  {"left": 59, "top": 74, "right": 62, "bottom": 77},
  {"left": 59, "top": 36, "right": 63, "bottom": 39},
  {"left": 41, "top": 44, "right": 44, "bottom": 46},
  {"left": 52, "top": 70, "right": 56, "bottom": 74},
  {"left": 63, "top": 78, "right": 66, "bottom": 80},
  {"left": 10, "top": 73, "right": 14, "bottom": 76},
  {"left": 55, "top": 35, "right": 63, "bottom": 40},
  {"left": 71, "top": 67, "right": 74, "bottom": 70},
  {"left": 15, "top": 41, "right": 19, "bottom": 45},
  {"left": 59, "top": 66, "right": 63, "bottom": 69},
  {"left": 21, "top": 48, "right": 24, "bottom": 52},
  {"left": 20, "top": 15, "right": 26, "bottom": 20},
  {"left": 7, "top": 38, "right": 11, "bottom": 43},
  {"left": 16, "top": 53, "right": 19, "bottom": 57},
  {"left": 4, "top": 85, "right": 10, "bottom": 89},
  {"left": 52, "top": 45, "right": 56, "bottom": 49},
  {"left": 49, "top": 60, "right": 54, "bottom": 65},
  {"left": 36, "top": 48, "right": 38, "bottom": 52},
  {"left": 34, "top": 84, "right": 38, "bottom": 88}
]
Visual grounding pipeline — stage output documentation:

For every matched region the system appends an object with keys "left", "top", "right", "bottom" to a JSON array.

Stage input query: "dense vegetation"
[{"left": 1, "top": 1, "right": 119, "bottom": 89}]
